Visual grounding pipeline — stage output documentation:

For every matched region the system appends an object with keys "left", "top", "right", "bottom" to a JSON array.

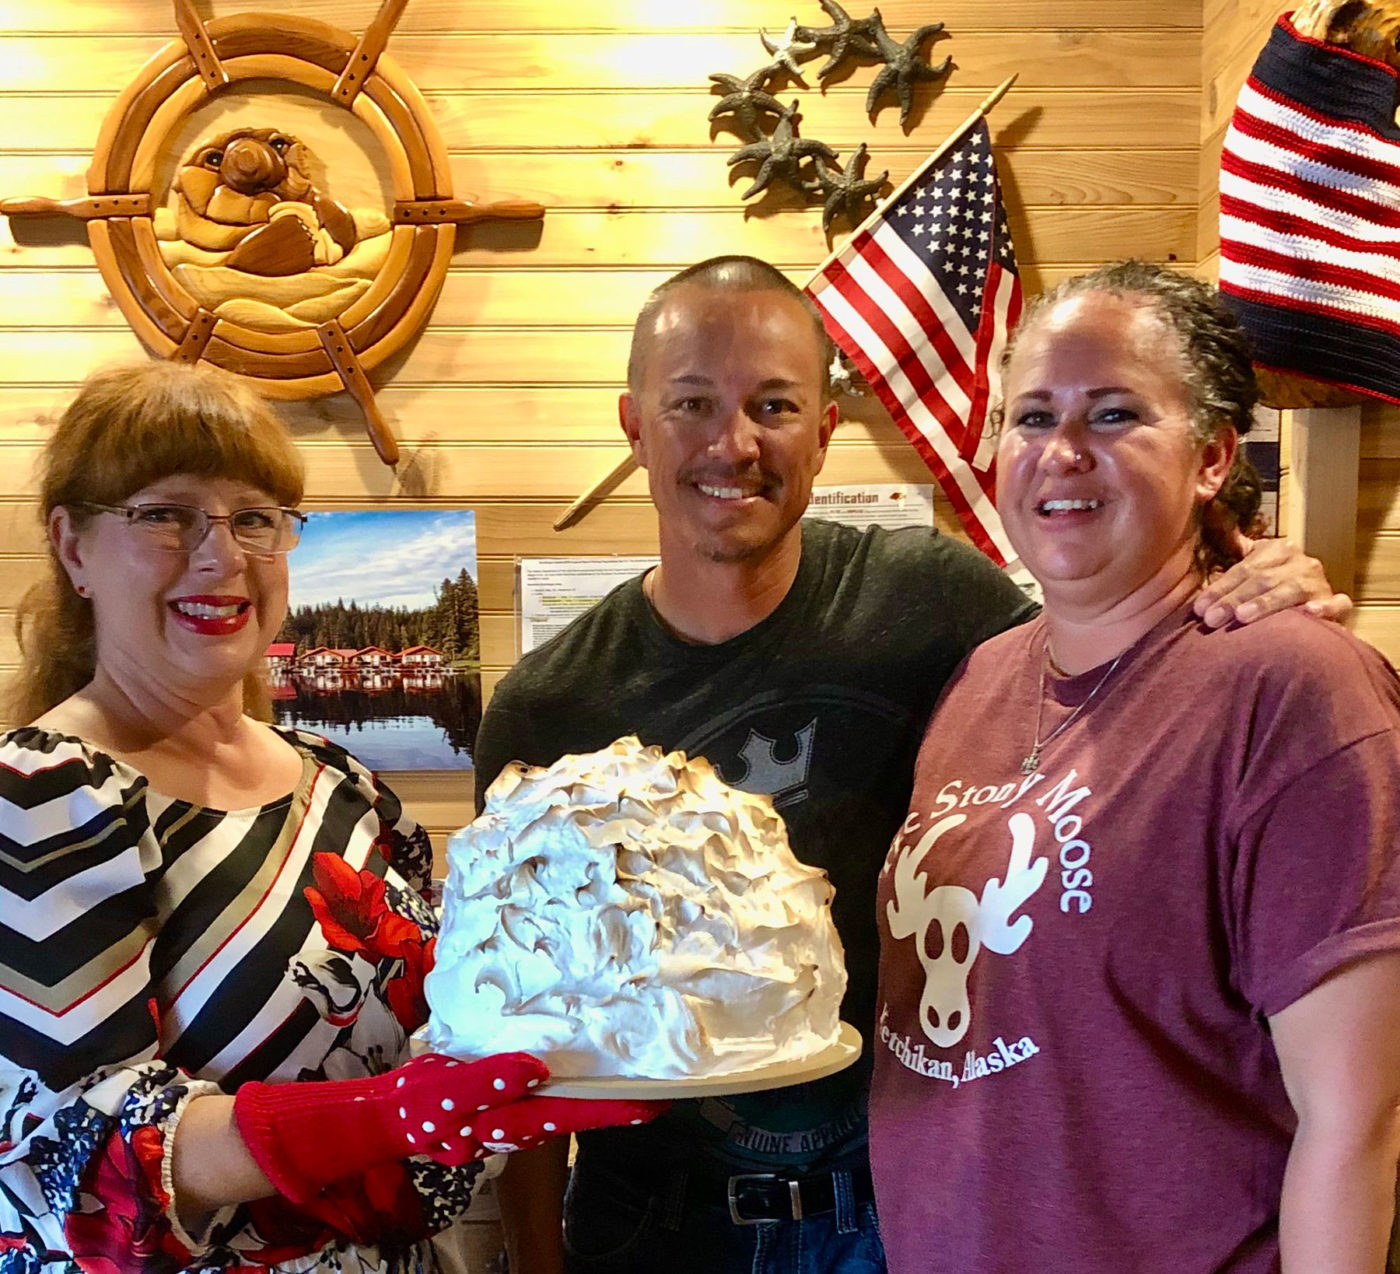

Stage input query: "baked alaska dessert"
[{"left": 425, "top": 736, "right": 846, "bottom": 1079}]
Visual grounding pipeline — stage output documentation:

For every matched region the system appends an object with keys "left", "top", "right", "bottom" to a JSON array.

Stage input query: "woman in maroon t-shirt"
[{"left": 870, "top": 262, "right": 1400, "bottom": 1273}]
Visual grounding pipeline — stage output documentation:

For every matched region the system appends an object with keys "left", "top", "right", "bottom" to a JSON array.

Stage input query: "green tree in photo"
[{"left": 276, "top": 569, "right": 480, "bottom": 665}]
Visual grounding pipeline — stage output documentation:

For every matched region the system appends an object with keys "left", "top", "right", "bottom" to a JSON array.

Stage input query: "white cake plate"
[{"left": 538, "top": 1022, "right": 863, "bottom": 1100}]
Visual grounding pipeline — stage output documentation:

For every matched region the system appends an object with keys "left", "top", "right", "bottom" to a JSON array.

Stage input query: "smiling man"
[
  {"left": 473, "top": 256, "right": 1342, "bottom": 1274},
  {"left": 620, "top": 269, "right": 839, "bottom": 640}
]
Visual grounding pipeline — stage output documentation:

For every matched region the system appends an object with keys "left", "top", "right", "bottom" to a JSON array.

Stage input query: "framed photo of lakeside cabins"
[{"left": 268, "top": 510, "right": 481, "bottom": 771}]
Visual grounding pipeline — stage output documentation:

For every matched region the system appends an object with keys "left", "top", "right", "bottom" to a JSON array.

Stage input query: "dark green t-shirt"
[{"left": 473, "top": 519, "right": 1035, "bottom": 1172}]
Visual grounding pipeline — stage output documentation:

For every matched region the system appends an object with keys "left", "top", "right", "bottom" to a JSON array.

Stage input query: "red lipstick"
[{"left": 168, "top": 594, "right": 252, "bottom": 636}]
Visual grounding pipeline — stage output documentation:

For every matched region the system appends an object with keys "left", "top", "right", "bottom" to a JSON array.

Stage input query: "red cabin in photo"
[{"left": 398, "top": 645, "right": 445, "bottom": 669}]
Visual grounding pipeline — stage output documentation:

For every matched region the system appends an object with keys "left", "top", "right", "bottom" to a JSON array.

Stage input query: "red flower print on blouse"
[
  {"left": 371, "top": 828, "right": 399, "bottom": 868},
  {"left": 386, "top": 935, "right": 436, "bottom": 1032},
  {"left": 65, "top": 1127, "right": 189, "bottom": 1274},
  {"left": 245, "top": 1162, "right": 425, "bottom": 1255},
  {"left": 304, "top": 853, "right": 419, "bottom": 962}
]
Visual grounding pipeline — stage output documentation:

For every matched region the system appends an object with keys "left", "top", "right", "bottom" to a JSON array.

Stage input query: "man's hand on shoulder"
[{"left": 1194, "top": 532, "right": 1352, "bottom": 629}]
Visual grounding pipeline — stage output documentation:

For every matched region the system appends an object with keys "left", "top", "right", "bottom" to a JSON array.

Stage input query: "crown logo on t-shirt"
[{"left": 722, "top": 721, "right": 817, "bottom": 808}]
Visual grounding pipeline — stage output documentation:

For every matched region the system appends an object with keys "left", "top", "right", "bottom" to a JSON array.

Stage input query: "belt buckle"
[{"left": 726, "top": 1173, "right": 804, "bottom": 1225}]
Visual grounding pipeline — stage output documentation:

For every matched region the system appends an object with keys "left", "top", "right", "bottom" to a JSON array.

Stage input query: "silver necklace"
[{"left": 1021, "top": 643, "right": 1125, "bottom": 775}]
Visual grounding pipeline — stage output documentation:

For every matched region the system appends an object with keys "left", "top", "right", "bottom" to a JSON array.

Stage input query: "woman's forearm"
[
  {"left": 1270, "top": 955, "right": 1400, "bottom": 1273},
  {"left": 1279, "top": 1123, "right": 1399, "bottom": 1273},
  {"left": 169, "top": 1094, "right": 278, "bottom": 1224}
]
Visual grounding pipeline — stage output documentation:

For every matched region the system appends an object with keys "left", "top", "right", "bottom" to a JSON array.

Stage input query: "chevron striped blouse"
[{"left": 0, "top": 725, "right": 475, "bottom": 1273}]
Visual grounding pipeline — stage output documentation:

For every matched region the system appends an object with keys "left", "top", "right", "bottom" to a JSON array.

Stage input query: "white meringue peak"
[{"left": 426, "top": 736, "right": 847, "bottom": 1079}]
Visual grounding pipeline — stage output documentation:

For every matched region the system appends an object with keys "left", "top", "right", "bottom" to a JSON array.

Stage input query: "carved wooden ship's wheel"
[{"left": 1, "top": 0, "right": 543, "bottom": 466}]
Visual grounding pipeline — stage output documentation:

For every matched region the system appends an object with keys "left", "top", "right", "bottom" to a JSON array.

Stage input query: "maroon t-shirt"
[{"left": 870, "top": 604, "right": 1400, "bottom": 1273}]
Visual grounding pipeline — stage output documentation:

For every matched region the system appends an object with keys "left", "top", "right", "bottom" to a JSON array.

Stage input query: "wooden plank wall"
[
  {"left": 0, "top": 0, "right": 1203, "bottom": 846},
  {"left": 1197, "top": 0, "right": 1400, "bottom": 656},
  {"left": 1196, "top": 0, "right": 1293, "bottom": 547}
]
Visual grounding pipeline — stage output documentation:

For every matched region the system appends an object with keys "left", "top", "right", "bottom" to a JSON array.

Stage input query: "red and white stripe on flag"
[
  {"left": 1221, "top": 77, "right": 1400, "bottom": 330},
  {"left": 806, "top": 119, "right": 1022, "bottom": 565},
  {"left": 1216, "top": 15, "right": 1400, "bottom": 404}
]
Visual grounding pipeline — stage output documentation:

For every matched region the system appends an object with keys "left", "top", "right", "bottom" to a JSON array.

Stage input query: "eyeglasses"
[{"left": 76, "top": 502, "right": 306, "bottom": 554}]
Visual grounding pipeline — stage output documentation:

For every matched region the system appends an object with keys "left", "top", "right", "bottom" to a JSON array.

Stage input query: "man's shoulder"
[
  {"left": 801, "top": 519, "right": 1036, "bottom": 640},
  {"left": 805, "top": 518, "right": 1025, "bottom": 589},
  {"left": 494, "top": 575, "right": 647, "bottom": 699},
  {"left": 804, "top": 517, "right": 962, "bottom": 565}
]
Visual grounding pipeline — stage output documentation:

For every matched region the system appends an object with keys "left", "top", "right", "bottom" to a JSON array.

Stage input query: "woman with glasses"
[{"left": 0, "top": 362, "right": 651, "bottom": 1274}]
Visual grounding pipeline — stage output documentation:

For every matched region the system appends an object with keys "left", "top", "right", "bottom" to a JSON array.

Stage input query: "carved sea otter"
[{"left": 173, "top": 127, "right": 359, "bottom": 276}]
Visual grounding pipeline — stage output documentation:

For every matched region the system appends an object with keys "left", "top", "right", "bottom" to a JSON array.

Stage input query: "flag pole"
[
  {"left": 553, "top": 452, "right": 641, "bottom": 532},
  {"left": 553, "top": 73, "right": 1019, "bottom": 533},
  {"left": 800, "top": 72, "right": 1019, "bottom": 289}
]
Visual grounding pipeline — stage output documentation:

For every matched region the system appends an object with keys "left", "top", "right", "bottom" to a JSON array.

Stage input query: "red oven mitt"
[{"left": 234, "top": 1051, "right": 660, "bottom": 1203}]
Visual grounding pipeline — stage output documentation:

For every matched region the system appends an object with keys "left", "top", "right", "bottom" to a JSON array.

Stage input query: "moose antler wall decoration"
[{"left": 0, "top": 0, "right": 544, "bottom": 468}]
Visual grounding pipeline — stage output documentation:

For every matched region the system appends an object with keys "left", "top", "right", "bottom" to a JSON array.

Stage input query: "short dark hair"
[
  {"left": 1001, "top": 261, "right": 1264, "bottom": 575},
  {"left": 626, "top": 255, "right": 834, "bottom": 397}
]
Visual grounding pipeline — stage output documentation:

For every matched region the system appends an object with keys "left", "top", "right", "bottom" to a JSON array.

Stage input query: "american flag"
[
  {"left": 806, "top": 118, "right": 1021, "bottom": 565},
  {"left": 1218, "top": 14, "right": 1400, "bottom": 404}
]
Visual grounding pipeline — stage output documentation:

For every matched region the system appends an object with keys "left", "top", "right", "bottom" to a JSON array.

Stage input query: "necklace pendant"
[{"left": 1021, "top": 749, "right": 1039, "bottom": 775}]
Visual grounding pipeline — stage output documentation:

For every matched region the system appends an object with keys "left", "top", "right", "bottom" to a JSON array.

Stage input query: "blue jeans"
[{"left": 561, "top": 1147, "right": 887, "bottom": 1274}]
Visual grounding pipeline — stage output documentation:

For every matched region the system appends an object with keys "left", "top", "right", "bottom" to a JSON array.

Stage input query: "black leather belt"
[{"left": 720, "top": 1165, "right": 876, "bottom": 1225}]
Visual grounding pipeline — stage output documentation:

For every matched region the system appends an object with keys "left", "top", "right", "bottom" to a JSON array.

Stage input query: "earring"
[{"left": 75, "top": 585, "right": 88, "bottom": 597}]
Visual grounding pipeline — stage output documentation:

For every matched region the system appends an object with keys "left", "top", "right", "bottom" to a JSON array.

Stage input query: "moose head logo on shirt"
[{"left": 886, "top": 812, "right": 1048, "bottom": 1047}]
